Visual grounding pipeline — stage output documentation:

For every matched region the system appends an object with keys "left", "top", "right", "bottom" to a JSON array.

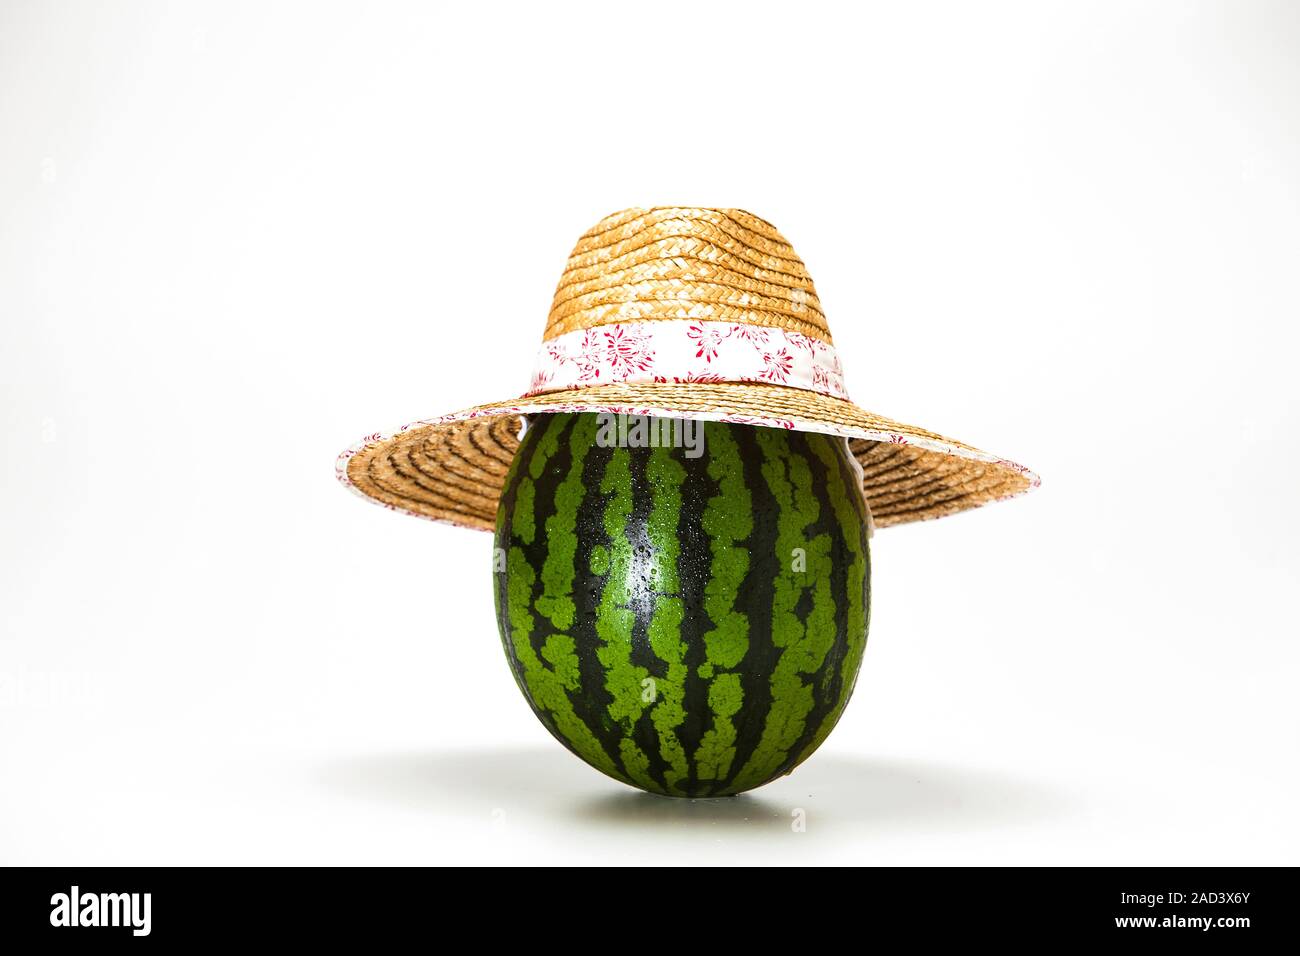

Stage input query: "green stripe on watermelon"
[
  {"left": 497, "top": 415, "right": 631, "bottom": 786},
  {"left": 644, "top": 445, "right": 690, "bottom": 794},
  {"left": 592, "top": 444, "right": 657, "bottom": 791},
  {"left": 693, "top": 423, "right": 752, "bottom": 788}
]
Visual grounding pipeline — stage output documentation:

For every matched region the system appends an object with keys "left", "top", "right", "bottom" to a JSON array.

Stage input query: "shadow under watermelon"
[{"left": 318, "top": 745, "right": 1067, "bottom": 838}]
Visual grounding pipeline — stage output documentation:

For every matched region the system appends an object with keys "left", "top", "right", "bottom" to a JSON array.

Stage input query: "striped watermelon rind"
[{"left": 493, "top": 413, "right": 871, "bottom": 797}]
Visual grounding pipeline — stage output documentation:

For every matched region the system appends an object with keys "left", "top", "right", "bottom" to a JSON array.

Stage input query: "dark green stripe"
[
  {"left": 501, "top": 415, "right": 629, "bottom": 784},
  {"left": 563, "top": 433, "right": 623, "bottom": 770},
  {"left": 728, "top": 427, "right": 835, "bottom": 793},
  {"left": 794, "top": 436, "right": 870, "bottom": 766},
  {"left": 675, "top": 437, "right": 718, "bottom": 795},
  {"left": 716, "top": 423, "right": 781, "bottom": 793},
  {"left": 780, "top": 432, "right": 856, "bottom": 769}
]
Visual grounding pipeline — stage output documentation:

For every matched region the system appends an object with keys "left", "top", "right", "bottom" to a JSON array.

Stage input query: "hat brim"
[{"left": 337, "top": 381, "right": 1038, "bottom": 532}]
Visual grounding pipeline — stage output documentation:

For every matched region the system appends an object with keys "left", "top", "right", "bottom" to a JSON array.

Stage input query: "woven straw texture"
[
  {"left": 341, "top": 207, "right": 1037, "bottom": 531},
  {"left": 546, "top": 207, "right": 830, "bottom": 344}
]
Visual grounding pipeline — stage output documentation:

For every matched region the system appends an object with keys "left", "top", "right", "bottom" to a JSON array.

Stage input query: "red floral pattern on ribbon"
[
  {"left": 760, "top": 348, "right": 793, "bottom": 383},
  {"left": 528, "top": 319, "right": 849, "bottom": 399}
]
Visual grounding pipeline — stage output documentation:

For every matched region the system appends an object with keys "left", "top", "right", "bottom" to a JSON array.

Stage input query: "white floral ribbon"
[{"left": 526, "top": 319, "right": 849, "bottom": 400}]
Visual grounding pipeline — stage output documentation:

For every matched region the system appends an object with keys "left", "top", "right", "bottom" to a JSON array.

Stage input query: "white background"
[{"left": 2, "top": 0, "right": 1297, "bottom": 865}]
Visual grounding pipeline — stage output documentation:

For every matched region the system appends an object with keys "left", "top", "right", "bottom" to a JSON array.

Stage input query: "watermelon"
[{"left": 493, "top": 412, "right": 871, "bottom": 798}]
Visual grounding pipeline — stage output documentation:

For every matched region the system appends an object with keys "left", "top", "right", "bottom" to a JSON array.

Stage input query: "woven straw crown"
[
  {"left": 338, "top": 207, "right": 1037, "bottom": 531},
  {"left": 544, "top": 207, "right": 830, "bottom": 344}
]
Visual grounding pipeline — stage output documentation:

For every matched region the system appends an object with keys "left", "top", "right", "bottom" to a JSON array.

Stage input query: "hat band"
[{"left": 526, "top": 319, "right": 849, "bottom": 400}]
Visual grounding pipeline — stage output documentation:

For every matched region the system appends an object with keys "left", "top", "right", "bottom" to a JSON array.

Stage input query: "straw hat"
[{"left": 337, "top": 207, "right": 1037, "bottom": 530}]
